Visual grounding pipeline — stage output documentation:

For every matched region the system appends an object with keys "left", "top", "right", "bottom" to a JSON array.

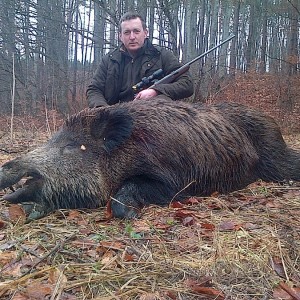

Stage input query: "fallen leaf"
[
  {"left": 132, "top": 219, "right": 152, "bottom": 231},
  {"left": 79, "top": 227, "right": 92, "bottom": 235},
  {"left": 182, "top": 216, "right": 194, "bottom": 226},
  {"left": 170, "top": 201, "right": 184, "bottom": 208},
  {"left": 67, "top": 210, "right": 81, "bottom": 220},
  {"left": 173, "top": 209, "right": 196, "bottom": 226},
  {"left": 8, "top": 204, "right": 26, "bottom": 223},
  {"left": 11, "top": 293, "right": 30, "bottom": 300},
  {"left": 26, "top": 283, "right": 53, "bottom": 299},
  {"left": 242, "top": 222, "right": 259, "bottom": 230},
  {"left": 278, "top": 282, "right": 300, "bottom": 300},
  {"left": 0, "top": 240, "right": 17, "bottom": 250},
  {"left": 163, "top": 291, "right": 177, "bottom": 300},
  {"left": 270, "top": 256, "right": 287, "bottom": 279},
  {"left": 0, "top": 219, "right": 7, "bottom": 229},
  {"left": 183, "top": 197, "right": 202, "bottom": 205},
  {"left": 200, "top": 223, "right": 215, "bottom": 230},
  {"left": 0, "top": 251, "right": 17, "bottom": 265},
  {"left": 266, "top": 200, "right": 282, "bottom": 209},
  {"left": 122, "top": 251, "right": 135, "bottom": 262},
  {"left": 173, "top": 209, "right": 194, "bottom": 219},
  {"left": 139, "top": 292, "right": 160, "bottom": 300},
  {"left": 210, "top": 191, "right": 220, "bottom": 197},
  {"left": 101, "top": 250, "right": 117, "bottom": 267},
  {"left": 48, "top": 267, "right": 68, "bottom": 288},
  {"left": 185, "top": 279, "right": 225, "bottom": 299},
  {"left": 71, "top": 238, "right": 96, "bottom": 250},
  {"left": 273, "top": 286, "right": 294, "bottom": 300},
  {"left": 87, "top": 249, "right": 99, "bottom": 258},
  {"left": 219, "top": 220, "right": 241, "bottom": 231},
  {"left": 99, "top": 240, "right": 125, "bottom": 251},
  {"left": 2, "top": 261, "right": 23, "bottom": 277}
]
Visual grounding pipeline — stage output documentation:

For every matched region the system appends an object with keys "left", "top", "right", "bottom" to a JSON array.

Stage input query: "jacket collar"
[{"left": 109, "top": 39, "right": 160, "bottom": 62}]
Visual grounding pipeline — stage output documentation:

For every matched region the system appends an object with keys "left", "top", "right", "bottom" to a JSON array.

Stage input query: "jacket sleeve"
[
  {"left": 152, "top": 49, "right": 194, "bottom": 100},
  {"left": 86, "top": 56, "right": 109, "bottom": 108}
]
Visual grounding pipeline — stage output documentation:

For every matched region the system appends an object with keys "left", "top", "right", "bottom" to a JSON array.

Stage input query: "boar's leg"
[
  {"left": 111, "top": 176, "right": 174, "bottom": 219},
  {"left": 20, "top": 202, "right": 53, "bottom": 221}
]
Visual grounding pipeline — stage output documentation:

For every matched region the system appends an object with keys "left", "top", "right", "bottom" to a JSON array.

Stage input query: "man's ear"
[
  {"left": 144, "top": 28, "right": 148, "bottom": 38},
  {"left": 90, "top": 108, "right": 134, "bottom": 154}
]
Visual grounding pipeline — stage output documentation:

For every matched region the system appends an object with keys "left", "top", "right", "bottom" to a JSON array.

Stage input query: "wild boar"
[{"left": 0, "top": 99, "right": 299, "bottom": 220}]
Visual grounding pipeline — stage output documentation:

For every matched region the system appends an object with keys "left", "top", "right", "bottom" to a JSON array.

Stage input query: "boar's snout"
[{"left": 0, "top": 160, "right": 43, "bottom": 204}]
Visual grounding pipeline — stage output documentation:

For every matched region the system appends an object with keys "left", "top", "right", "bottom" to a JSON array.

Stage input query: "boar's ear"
[{"left": 90, "top": 108, "right": 134, "bottom": 153}]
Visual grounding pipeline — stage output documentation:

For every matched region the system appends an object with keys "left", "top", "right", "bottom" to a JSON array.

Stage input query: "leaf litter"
[{"left": 0, "top": 130, "right": 299, "bottom": 299}]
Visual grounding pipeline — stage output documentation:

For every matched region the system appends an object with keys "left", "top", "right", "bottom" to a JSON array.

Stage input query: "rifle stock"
[{"left": 148, "top": 34, "right": 235, "bottom": 89}]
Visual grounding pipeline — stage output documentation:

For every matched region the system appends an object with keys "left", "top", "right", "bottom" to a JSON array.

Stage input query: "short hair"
[{"left": 118, "top": 12, "right": 147, "bottom": 32}]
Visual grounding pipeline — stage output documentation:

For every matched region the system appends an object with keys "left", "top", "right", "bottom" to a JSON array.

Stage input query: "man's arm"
[
  {"left": 86, "top": 57, "right": 109, "bottom": 108},
  {"left": 152, "top": 48, "right": 194, "bottom": 100}
]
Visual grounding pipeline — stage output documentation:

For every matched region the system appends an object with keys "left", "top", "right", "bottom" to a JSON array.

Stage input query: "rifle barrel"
[
  {"left": 188, "top": 34, "right": 235, "bottom": 66},
  {"left": 149, "top": 34, "right": 235, "bottom": 88}
]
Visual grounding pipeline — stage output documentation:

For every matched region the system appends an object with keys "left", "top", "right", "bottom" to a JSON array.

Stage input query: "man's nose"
[{"left": 129, "top": 32, "right": 135, "bottom": 39}]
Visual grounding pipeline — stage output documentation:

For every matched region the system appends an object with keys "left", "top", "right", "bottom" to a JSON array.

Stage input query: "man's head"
[{"left": 119, "top": 12, "right": 148, "bottom": 56}]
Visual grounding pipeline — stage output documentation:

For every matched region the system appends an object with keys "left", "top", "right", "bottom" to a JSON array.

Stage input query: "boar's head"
[{"left": 0, "top": 107, "right": 134, "bottom": 219}]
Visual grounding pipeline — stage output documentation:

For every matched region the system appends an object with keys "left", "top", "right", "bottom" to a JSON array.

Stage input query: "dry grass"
[{"left": 0, "top": 129, "right": 299, "bottom": 300}]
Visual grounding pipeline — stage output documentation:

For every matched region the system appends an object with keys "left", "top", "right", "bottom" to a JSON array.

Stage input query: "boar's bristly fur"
[{"left": 0, "top": 99, "right": 299, "bottom": 220}]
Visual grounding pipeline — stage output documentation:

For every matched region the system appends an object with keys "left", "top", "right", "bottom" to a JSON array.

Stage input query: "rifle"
[{"left": 132, "top": 34, "right": 235, "bottom": 93}]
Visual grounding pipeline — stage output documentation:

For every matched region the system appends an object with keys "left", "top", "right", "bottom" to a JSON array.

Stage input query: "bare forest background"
[{"left": 0, "top": 0, "right": 300, "bottom": 132}]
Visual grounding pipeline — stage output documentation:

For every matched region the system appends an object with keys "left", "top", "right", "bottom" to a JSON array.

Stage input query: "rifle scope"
[{"left": 132, "top": 69, "right": 164, "bottom": 92}]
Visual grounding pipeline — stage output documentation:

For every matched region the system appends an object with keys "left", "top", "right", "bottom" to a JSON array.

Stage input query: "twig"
[
  {"left": 169, "top": 180, "right": 196, "bottom": 205},
  {"left": 0, "top": 148, "right": 24, "bottom": 154},
  {"left": 277, "top": 231, "right": 290, "bottom": 282},
  {"left": 50, "top": 265, "right": 67, "bottom": 300},
  {"left": 22, "top": 233, "right": 77, "bottom": 276}
]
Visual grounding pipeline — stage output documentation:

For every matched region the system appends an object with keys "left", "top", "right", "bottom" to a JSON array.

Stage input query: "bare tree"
[{"left": 0, "top": 0, "right": 299, "bottom": 115}]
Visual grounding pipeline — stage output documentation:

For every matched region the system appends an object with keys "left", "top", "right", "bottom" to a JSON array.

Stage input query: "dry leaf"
[
  {"left": 0, "top": 219, "right": 7, "bottom": 229},
  {"left": 101, "top": 250, "right": 117, "bottom": 267},
  {"left": 11, "top": 293, "right": 30, "bottom": 300},
  {"left": 270, "top": 256, "right": 286, "bottom": 279},
  {"left": 99, "top": 240, "right": 126, "bottom": 251},
  {"left": 170, "top": 201, "right": 184, "bottom": 208},
  {"left": 183, "top": 197, "right": 202, "bottom": 205},
  {"left": 25, "top": 283, "right": 53, "bottom": 299},
  {"left": 219, "top": 220, "right": 241, "bottom": 231},
  {"left": 200, "top": 222, "right": 215, "bottom": 230},
  {"left": 2, "top": 261, "right": 23, "bottom": 277},
  {"left": 139, "top": 292, "right": 160, "bottom": 300},
  {"left": 185, "top": 279, "right": 225, "bottom": 299},
  {"left": 277, "top": 282, "right": 300, "bottom": 300},
  {"left": 182, "top": 216, "right": 194, "bottom": 226},
  {"left": 8, "top": 204, "right": 26, "bottom": 223},
  {"left": 0, "top": 251, "right": 17, "bottom": 265}
]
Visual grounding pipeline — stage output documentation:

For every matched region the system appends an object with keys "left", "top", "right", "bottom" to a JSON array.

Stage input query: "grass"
[{"left": 0, "top": 130, "right": 299, "bottom": 299}]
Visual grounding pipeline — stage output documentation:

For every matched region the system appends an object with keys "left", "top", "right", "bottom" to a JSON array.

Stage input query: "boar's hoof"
[
  {"left": 109, "top": 181, "right": 147, "bottom": 219},
  {"left": 110, "top": 198, "right": 141, "bottom": 219},
  {"left": 20, "top": 202, "right": 52, "bottom": 221}
]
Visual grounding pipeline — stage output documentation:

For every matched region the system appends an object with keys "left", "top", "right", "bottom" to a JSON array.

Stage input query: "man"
[{"left": 87, "top": 12, "right": 194, "bottom": 107}]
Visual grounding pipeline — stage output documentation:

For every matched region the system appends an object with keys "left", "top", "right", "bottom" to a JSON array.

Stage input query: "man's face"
[{"left": 119, "top": 18, "right": 148, "bottom": 56}]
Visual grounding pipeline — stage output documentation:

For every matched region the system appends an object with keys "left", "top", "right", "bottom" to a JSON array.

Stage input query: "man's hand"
[{"left": 134, "top": 88, "right": 158, "bottom": 100}]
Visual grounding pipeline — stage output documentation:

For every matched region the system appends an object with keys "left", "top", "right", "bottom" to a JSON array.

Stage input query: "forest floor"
[{"left": 0, "top": 118, "right": 299, "bottom": 300}]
